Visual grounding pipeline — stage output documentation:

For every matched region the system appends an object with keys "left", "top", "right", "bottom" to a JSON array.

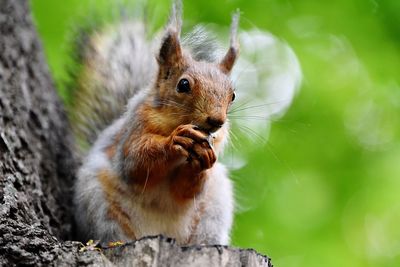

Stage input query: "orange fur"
[
  {"left": 105, "top": 143, "right": 117, "bottom": 159},
  {"left": 122, "top": 131, "right": 169, "bottom": 190},
  {"left": 97, "top": 169, "right": 136, "bottom": 239},
  {"left": 169, "top": 168, "right": 207, "bottom": 204},
  {"left": 121, "top": 109, "right": 214, "bottom": 202},
  {"left": 107, "top": 201, "right": 136, "bottom": 240},
  {"left": 105, "top": 130, "right": 124, "bottom": 159}
]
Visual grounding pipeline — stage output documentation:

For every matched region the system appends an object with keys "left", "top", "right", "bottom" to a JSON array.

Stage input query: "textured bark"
[
  {"left": 0, "top": 0, "right": 77, "bottom": 264},
  {"left": 0, "top": 0, "right": 272, "bottom": 266}
]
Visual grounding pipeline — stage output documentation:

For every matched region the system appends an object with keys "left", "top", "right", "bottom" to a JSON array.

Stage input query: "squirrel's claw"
[{"left": 169, "top": 124, "right": 216, "bottom": 171}]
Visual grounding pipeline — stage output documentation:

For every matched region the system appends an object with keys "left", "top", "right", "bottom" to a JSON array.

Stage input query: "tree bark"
[{"left": 0, "top": 0, "right": 272, "bottom": 266}]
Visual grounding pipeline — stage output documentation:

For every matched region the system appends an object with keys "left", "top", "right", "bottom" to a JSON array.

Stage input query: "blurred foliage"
[{"left": 31, "top": 0, "right": 400, "bottom": 266}]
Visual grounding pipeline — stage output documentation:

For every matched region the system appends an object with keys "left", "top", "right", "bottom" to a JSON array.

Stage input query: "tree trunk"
[{"left": 0, "top": 0, "right": 271, "bottom": 266}]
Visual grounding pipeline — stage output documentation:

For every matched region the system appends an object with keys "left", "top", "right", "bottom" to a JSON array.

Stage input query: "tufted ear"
[
  {"left": 219, "top": 11, "right": 240, "bottom": 74},
  {"left": 157, "top": 0, "right": 183, "bottom": 68},
  {"left": 158, "top": 30, "right": 182, "bottom": 67}
]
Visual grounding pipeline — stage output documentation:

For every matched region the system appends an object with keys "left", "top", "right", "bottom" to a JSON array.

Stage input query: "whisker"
[
  {"left": 159, "top": 99, "right": 191, "bottom": 112},
  {"left": 235, "top": 126, "right": 256, "bottom": 143},
  {"left": 237, "top": 124, "right": 267, "bottom": 143},
  {"left": 229, "top": 115, "right": 272, "bottom": 120},
  {"left": 141, "top": 168, "right": 150, "bottom": 195},
  {"left": 265, "top": 141, "right": 298, "bottom": 182},
  {"left": 229, "top": 99, "right": 254, "bottom": 113},
  {"left": 228, "top": 131, "right": 240, "bottom": 159},
  {"left": 160, "top": 103, "right": 189, "bottom": 111},
  {"left": 167, "top": 112, "right": 191, "bottom": 117},
  {"left": 229, "top": 99, "right": 290, "bottom": 114},
  {"left": 232, "top": 61, "right": 256, "bottom": 85},
  {"left": 229, "top": 128, "right": 239, "bottom": 143}
]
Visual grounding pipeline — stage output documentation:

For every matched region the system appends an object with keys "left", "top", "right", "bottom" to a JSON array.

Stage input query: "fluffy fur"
[{"left": 73, "top": 1, "right": 239, "bottom": 245}]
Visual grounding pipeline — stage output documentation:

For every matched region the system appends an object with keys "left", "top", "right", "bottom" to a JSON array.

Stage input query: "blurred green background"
[{"left": 31, "top": 0, "right": 400, "bottom": 266}]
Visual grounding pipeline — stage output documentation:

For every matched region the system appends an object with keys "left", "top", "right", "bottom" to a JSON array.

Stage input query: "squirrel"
[{"left": 72, "top": 0, "right": 239, "bottom": 246}]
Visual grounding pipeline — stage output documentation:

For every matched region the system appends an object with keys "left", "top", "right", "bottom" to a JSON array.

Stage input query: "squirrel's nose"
[{"left": 206, "top": 116, "right": 225, "bottom": 132}]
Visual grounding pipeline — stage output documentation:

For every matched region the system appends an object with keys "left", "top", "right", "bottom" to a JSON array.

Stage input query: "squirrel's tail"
[
  {"left": 68, "top": 0, "right": 221, "bottom": 151},
  {"left": 69, "top": 21, "right": 157, "bottom": 150}
]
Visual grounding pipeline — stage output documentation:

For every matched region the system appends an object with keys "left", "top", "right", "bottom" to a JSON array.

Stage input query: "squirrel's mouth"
[
  {"left": 192, "top": 125, "right": 216, "bottom": 148},
  {"left": 206, "top": 126, "right": 222, "bottom": 134},
  {"left": 194, "top": 124, "right": 222, "bottom": 135}
]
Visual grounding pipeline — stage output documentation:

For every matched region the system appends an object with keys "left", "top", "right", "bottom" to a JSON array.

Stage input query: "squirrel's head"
[{"left": 153, "top": 2, "right": 240, "bottom": 135}]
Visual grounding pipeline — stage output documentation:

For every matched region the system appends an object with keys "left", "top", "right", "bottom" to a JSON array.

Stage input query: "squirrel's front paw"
[
  {"left": 188, "top": 141, "right": 216, "bottom": 171},
  {"left": 167, "top": 124, "right": 216, "bottom": 170}
]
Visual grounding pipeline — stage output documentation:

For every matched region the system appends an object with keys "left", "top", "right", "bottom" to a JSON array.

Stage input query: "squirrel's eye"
[
  {"left": 177, "top": 78, "right": 191, "bottom": 93},
  {"left": 231, "top": 92, "right": 236, "bottom": 102}
]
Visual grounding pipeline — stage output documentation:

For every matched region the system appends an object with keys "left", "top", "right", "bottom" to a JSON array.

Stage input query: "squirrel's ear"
[
  {"left": 219, "top": 11, "right": 240, "bottom": 74},
  {"left": 158, "top": 31, "right": 182, "bottom": 67},
  {"left": 157, "top": 0, "right": 183, "bottom": 67}
]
